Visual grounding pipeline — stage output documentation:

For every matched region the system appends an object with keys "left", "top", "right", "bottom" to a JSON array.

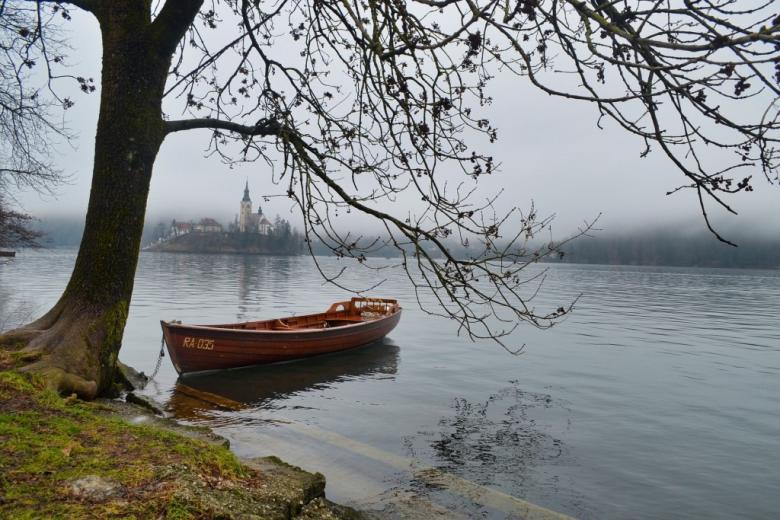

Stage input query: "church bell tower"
[{"left": 239, "top": 180, "right": 252, "bottom": 232}]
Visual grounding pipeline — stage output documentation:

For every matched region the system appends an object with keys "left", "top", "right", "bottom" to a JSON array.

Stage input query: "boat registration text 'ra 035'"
[{"left": 182, "top": 337, "right": 215, "bottom": 350}]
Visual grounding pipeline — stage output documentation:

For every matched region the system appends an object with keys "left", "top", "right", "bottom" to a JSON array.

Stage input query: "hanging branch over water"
[
  {"left": 157, "top": 0, "right": 779, "bottom": 346},
  {"left": 5, "top": 0, "right": 779, "bottom": 357}
]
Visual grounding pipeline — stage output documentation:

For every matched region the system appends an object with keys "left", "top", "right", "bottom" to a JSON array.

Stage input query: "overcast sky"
[{"left": 15, "top": 7, "right": 779, "bottom": 240}]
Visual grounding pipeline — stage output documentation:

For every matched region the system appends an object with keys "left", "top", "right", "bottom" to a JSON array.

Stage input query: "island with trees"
[{"left": 145, "top": 182, "right": 303, "bottom": 255}]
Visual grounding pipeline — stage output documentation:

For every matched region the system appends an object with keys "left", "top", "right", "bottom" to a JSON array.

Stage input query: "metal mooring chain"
[{"left": 140, "top": 335, "right": 166, "bottom": 388}]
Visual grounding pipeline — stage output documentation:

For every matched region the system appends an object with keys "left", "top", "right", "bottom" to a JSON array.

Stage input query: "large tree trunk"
[{"left": 0, "top": 3, "right": 173, "bottom": 398}]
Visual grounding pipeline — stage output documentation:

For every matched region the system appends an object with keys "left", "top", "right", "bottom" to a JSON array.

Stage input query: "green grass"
[{"left": 0, "top": 371, "right": 295, "bottom": 519}]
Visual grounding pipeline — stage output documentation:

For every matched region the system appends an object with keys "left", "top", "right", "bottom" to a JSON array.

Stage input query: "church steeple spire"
[{"left": 242, "top": 179, "right": 251, "bottom": 202}]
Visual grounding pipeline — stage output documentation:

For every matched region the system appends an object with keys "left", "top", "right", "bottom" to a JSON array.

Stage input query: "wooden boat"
[{"left": 160, "top": 297, "right": 401, "bottom": 374}]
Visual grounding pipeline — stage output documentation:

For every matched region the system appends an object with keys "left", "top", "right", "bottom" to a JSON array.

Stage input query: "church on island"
[
  {"left": 168, "top": 181, "right": 274, "bottom": 238},
  {"left": 149, "top": 181, "right": 300, "bottom": 254},
  {"left": 236, "top": 181, "right": 273, "bottom": 235}
]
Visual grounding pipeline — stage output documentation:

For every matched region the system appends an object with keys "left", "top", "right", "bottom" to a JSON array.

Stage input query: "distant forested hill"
[
  {"left": 553, "top": 234, "right": 780, "bottom": 269},
  {"left": 29, "top": 215, "right": 780, "bottom": 268},
  {"left": 32, "top": 217, "right": 84, "bottom": 247},
  {"left": 32, "top": 218, "right": 170, "bottom": 248},
  {"left": 311, "top": 230, "right": 780, "bottom": 269}
]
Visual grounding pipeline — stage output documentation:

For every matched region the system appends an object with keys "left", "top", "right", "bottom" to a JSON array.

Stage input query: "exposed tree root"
[
  {"left": 0, "top": 300, "right": 129, "bottom": 400},
  {"left": 24, "top": 366, "right": 98, "bottom": 400}
]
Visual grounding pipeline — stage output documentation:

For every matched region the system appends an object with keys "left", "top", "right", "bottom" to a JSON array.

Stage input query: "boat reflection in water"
[{"left": 166, "top": 339, "right": 400, "bottom": 422}]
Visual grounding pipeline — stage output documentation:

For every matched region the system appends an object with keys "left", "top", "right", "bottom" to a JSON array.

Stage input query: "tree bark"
[{"left": 0, "top": 2, "right": 175, "bottom": 398}]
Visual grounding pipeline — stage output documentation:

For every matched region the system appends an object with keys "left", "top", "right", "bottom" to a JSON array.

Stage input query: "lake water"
[{"left": 2, "top": 249, "right": 779, "bottom": 519}]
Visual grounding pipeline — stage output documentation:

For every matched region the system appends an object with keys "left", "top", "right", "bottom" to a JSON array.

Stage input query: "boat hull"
[{"left": 161, "top": 300, "right": 401, "bottom": 374}]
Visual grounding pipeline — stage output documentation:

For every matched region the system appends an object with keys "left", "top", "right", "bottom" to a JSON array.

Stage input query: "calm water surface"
[{"left": 2, "top": 250, "right": 779, "bottom": 519}]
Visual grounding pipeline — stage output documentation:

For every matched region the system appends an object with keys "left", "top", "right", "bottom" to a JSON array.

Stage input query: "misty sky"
[{"left": 15, "top": 7, "right": 779, "bottom": 240}]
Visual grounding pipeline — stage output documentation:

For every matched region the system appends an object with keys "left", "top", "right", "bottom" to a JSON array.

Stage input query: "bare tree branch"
[
  {"left": 165, "top": 117, "right": 282, "bottom": 136},
  {"left": 0, "top": 2, "right": 67, "bottom": 244},
  {"left": 151, "top": 0, "right": 205, "bottom": 58},
  {"left": 31, "top": 0, "right": 97, "bottom": 14}
]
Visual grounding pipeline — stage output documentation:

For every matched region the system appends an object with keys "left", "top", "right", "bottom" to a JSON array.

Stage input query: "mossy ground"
[{"left": 0, "top": 370, "right": 362, "bottom": 519}]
